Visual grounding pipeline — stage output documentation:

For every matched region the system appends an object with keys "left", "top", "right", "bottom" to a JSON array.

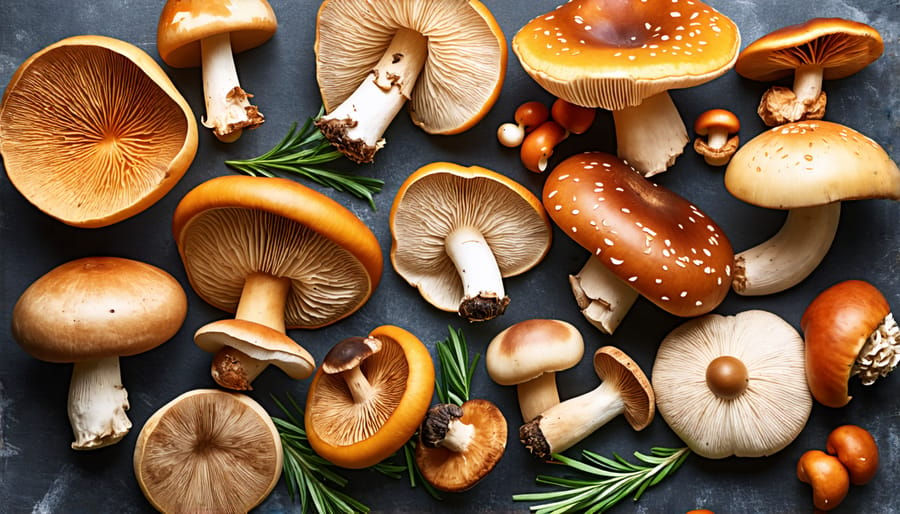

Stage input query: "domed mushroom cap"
[
  {"left": 512, "top": 0, "right": 740, "bottom": 109},
  {"left": 0, "top": 35, "right": 197, "bottom": 228},
  {"left": 172, "top": 175, "right": 383, "bottom": 329},
  {"left": 486, "top": 319, "right": 584, "bottom": 386},
  {"left": 652, "top": 310, "right": 812, "bottom": 459},
  {"left": 315, "top": 0, "right": 506, "bottom": 135},
  {"left": 594, "top": 346, "right": 654, "bottom": 431}
]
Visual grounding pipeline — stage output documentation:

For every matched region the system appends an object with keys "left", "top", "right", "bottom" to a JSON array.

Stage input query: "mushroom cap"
[
  {"left": 321, "top": 336, "right": 382, "bottom": 375},
  {"left": 694, "top": 109, "right": 740, "bottom": 136},
  {"left": 157, "top": 0, "right": 278, "bottom": 68},
  {"left": 315, "top": 0, "right": 506, "bottom": 135},
  {"left": 0, "top": 35, "right": 197, "bottom": 228},
  {"left": 305, "top": 325, "right": 435, "bottom": 469},
  {"left": 390, "top": 162, "right": 552, "bottom": 313},
  {"left": 543, "top": 152, "right": 734, "bottom": 318},
  {"left": 801, "top": 280, "right": 892, "bottom": 408},
  {"left": 652, "top": 310, "right": 812, "bottom": 458},
  {"left": 735, "top": 18, "right": 883, "bottom": 82},
  {"left": 134, "top": 389, "right": 282, "bottom": 514},
  {"left": 172, "top": 175, "right": 383, "bottom": 329},
  {"left": 725, "top": 121, "right": 900, "bottom": 209},
  {"left": 12, "top": 257, "right": 187, "bottom": 363},
  {"left": 593, "top": 346, "right": 655, "bottom": 431},
  {"left": 512, "top": 0, "right": 741, "bottom": 110},
  {"left": 194, "top": 319, "right": 316, "bottom": 380},
  {"left": 485, "top": 319, "right": 584, "bottom": 385},
  {"left": 414, "top": 399, "right": 508, "bottom": 492}
]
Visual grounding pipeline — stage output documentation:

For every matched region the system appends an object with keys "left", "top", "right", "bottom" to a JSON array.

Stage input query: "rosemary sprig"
[
  {"left": 513, "top": 446, "right": 691, "bottom": 514},
  {"left": 435, "top": 325, "right": 480, "bottom": 406},
  {"left": 225, "top": 110, "right": 384, "bottom": 209}
]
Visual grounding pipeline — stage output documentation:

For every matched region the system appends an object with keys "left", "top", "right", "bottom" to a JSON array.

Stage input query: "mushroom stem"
[
  {"left": 235, "top": 272, "right": 292, "bottom": 332},
  {"left": 68, "top": 356, "right": 131, "bottom": 450},
  {"left": 517, "top": 372, "right": 561, "bottom": 422},
  {"left": 569, "top": 256, "right": 639, "bottom": 335},
  {"left": 439, "top": 418, "right": 476, "bottom": 453},
  {"left": 211, "top": 346, "right": 268, "bottom": 390},
  {"left": 316, "top": 28, "right": 428, "bottom": 163},
  {"left": 793, "top": 64, "right": 826, "bottom": 104},
  {"left": 733, "top": 203, "right": 840, "bottom": 296},
  {"left": 341, "top": 366, "right": 376, "bottom": 404},
  {"left": 200, "top": 32, "right": 263, "bottom": 142},
  {"left": 612, "top": 92, "right": 689, "bottom": 177},
  {"left": 445, "top": 225, "right": 509, "bottom": 321},
  {"left": 706, "top": 128, "right": 729, "bottom": 150}
]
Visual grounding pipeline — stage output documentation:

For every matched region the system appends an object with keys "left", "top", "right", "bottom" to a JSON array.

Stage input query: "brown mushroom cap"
[
  {"left": 486, "top": 319, "right": 584, "bottom": 385},
  {"left": 157, "top": 0, "right": 278, "bottom": 68},
  {"left": 594, "top": 346, "right": 654, "bottom": 431},
  {"left": 543, "top": 152, "right": 734, "bottom": 318},
  {"left": 194, "top": 319, "right": 315, "bottom": 380},
  {"left": 321, "top": 336, "right": 382, "bottom": 375}
]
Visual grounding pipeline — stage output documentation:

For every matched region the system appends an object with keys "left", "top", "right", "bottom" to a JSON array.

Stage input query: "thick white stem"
[
  {"left": 706, "top": 127, "right": 729, "bottom": 150},
  {"left": 440, "top": 418, "right": 476, "bottom": 453},
  {"left": 201, "top": 32, "right": 263, "bottom": 142},
  {"left": 733, "top": 203, "right": 841, "bottom": 296},
  {"left": 517, "top": 372, "right": 561, "bottom": 422},
  {"left": 612, "top": 92, "right": 689, "bottom": 177},
  {"left": 793, "top": 64, "right": 825, "bottom": 104},
  {"left": 569, "top": 256, "right": 639, "bottom": 335},
  {"left": 532, "top": 381, "right": 624, "bottom": 455},
  {"left": 68, "top": 357, "right": 131, "bottom": 450},
  {"left": 445, "top": 226, "right": 509, "bottom": 320}
]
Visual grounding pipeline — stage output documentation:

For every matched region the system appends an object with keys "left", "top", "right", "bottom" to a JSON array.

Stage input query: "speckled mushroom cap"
[
  {"left": 652, "top": 310, "right": 812, "bottom": 459},
  {"left": 512, "top": 0, "right": 740, "bottom": 109},
  {"left": 543, "top": 152, "right": 734, "bottom": 318}
]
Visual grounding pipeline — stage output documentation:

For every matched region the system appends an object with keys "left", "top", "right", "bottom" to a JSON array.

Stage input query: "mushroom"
[
  {"left": 735, "top": 18, "right": 884, "bottom": 126},
  {"left": 134, "top": 389, "right": 282, "bottom": 513},
  {"left": 512, "top": 0, "right": 741, "bottom": 176},
  {"left": 172, "top": 175, "right": 383, "bottom": 390},
  {"left": 725, "top": 121, "right": 900, "bottom": 296},
  {"left": 543, "top": 152, "right": 734, "bottom": 334},
  {"left": 801, "top": 280, "right": 899, "bottom": 408},
  {"left": 652, "top": 310, "right": 812, "bottom": 458},
  {"left": 157, "top": 0, "right": 277, "bottom": 142},
  {"left": 826, "top": 425, "right": 879, "bottom": 485},
  {"left": 0, "top": 35, "right": 197, "bottom": 228},
  {"left": 11, "top": 257, "right": 187, "bottom": 450},
  {"left": 314, "top": 0, "right": 506, "bottom": 163},
  {"left": 692, "top": 109, "right": 740, "bottom": 166},
  {"left": 497, "top": 100, "right": 550, "bottom": 148},
  {"left": 390, "top": 162, "right": 552, "bottom": 322},
  {"left": 519, "top": 346, "right": 654, "bottom": 460},
  {"left": 414, "top": 399, "right": 507, "bottom": 492},
  {"left": 485, "top": 319, "right": 585, "bottom": 421},
  {"left": 305, "top": 325, "right": 434, "bottom": 469},
  {"left": 797, "top": 450, "right": 850, "bottom": 512}
]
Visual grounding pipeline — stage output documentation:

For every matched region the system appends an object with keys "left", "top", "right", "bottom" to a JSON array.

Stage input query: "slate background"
[{"left": 1, "top": 1, "right": 898, "bottom": 513}]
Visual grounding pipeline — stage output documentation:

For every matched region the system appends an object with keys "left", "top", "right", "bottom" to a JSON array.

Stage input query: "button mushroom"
[
  {"left": 172, "top": 175, "right": 383, "bottom": 390},
  {"left": 512, "top": 0, "right": 741, "bottom": 176},
  {"left": 652, "top": 310, "right": 812, "bottom": 458},
  {"left": 486, "top": 319, "right": 585, "bottom": 421},
  {"left": 519, "top": 346, "right": 654, "bottom": 460},
  {"left": 157, "top": 0, "right": 277, "bottom": 142},
  {"left": 390, "top": 162, "right": 552, "bottom": 322},
  {"left": 801, "top": 280, "right": 899, "bottom": 408},
  {"left": 735, "top": 18, "right": 884, "bottom": 126},
  {"left": 543, "top": 152, "right": 734, "bottom": 334},
  {"left": 725, "top": 121, "right": 900, "bottom": 296},
  {"left": 314, "top": 0, "right": 506, "bottom": 163},
  {"left": 0, "top": 35, "right": 197, "bottom": 228},
  {"left": 11, "top": 257, "right": 187, "bottom": 450},
  {"left": 692, "top": 109, "right": 741, "bottom": 166}
]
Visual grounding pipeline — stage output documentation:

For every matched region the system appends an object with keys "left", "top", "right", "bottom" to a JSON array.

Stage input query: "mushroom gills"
[{"left": 852, "top": 312, "right": 900, "bottom": 385}]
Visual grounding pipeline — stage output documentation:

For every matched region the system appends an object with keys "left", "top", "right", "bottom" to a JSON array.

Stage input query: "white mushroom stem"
[
  {"left": 792, "top": 64, "right": 825, "bottom": 104},
  {"left": 517, "top": 372, "right": 561, "bottom": 422},
  {"left": 200, "top": 32, "right": 263, "bottom": 143},
  {"left": 569, "top": 256, "right": 639, "bottom": 335},
  {"left": 705, "top": 127, "right": 730, "bottom": 150},
  {"left": 445, "top": 226, "right": 506, "bottom": 303},
  {"left": 341, "top": 366, "right": 376, "bottom": 404},
  {"left": 612, "top": 92, "right": 689, "bottom": 177},
  {"left": 68, "top": 356, "right": 131, "bottom": 450},
  {"left": 439, "top": 419, "right": 476, "bottom": 453},
  {"left": 733, "top": 203, "right": 840, "bottom": 296}
]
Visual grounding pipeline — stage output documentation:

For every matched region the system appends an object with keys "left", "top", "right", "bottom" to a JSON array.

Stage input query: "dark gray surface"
[{"left": 1, "top": 1, "right": 898, "bottom": 513}]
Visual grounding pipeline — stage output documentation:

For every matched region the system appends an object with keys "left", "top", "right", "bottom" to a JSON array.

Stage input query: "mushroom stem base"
[
  {"left": 211, "top": 346, "right": 267, "bottom": 391},
  {"left": 68, "top": 356, "right": 131, "bottom": 450},
  {"left": 569, "top": 256, "right": 639, "bottom": 335},
  {"left": 446, "top": 226, "right": 509, "bottom": 322},
  {"left": 612, "top": 92, "right": 689, "bottom": 177}
]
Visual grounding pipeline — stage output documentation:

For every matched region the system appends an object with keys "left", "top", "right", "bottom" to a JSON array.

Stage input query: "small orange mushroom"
[
  {"left": 693, "top": 109, "right": 740, "bottom": 166},
  {"left": 551, "top": 98, "right": 595, "bottom": 135},
  {"left": 497, "top": 100, "right": 550, "bottom": 147},
  {"left": 797, "top": 449, "right": 850, "bottom": 511},
  {"left": 826, "top": 425, "right": 879, "bottom": 485},
  {"left": 521, "top": 120, "right": 567, "bottom": 173}
]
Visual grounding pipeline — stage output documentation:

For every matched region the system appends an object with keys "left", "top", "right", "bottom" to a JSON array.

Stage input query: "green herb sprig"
[
  {"left": 513, "top": 446, "right": 691, "bottom": 514},
  {"left": 225, "top": 110, "right": 384, "bottom": 209}
]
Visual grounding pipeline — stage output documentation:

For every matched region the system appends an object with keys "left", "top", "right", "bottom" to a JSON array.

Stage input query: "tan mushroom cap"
[
  {"left": 157, "top": 0, "right": 278, "bottom": 68},
  {"left": 315, "top": 0, "right": 506, "bottom": 135},
  {"left": 652, "top": 310, "right": 812, "bottom": 458},
  {"left": 594, "top": 346, "right": 654, "bottom": 431},
  {"left": 486, "top": 319, "right": 584, "bottom": 385},
  {"left": 512, "top": 0, "right": 741, "bottom": 110},
  {"left": 194, "top": 319, "right": 315, "bottom": 380},
  {"left": 0, "top": 35, "right": 197, "bottom": 228},
  {"left": 725, "top": 121, "right": 900, "bottom": 209},
  {"left": 12, "top": 257, "right": 187, "bottom": 363}
]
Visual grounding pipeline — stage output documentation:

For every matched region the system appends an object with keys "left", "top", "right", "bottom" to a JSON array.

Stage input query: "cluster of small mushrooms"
[{"left": 1, "top": 0, "right": 898, "bottom": 512}]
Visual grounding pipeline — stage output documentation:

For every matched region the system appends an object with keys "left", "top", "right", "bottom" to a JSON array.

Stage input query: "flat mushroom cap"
[
  {"left": 725, "top": 121, "right": 900, "bottom": 209},
  {"left": 172, "top": 175, "right": 383, "bottom": 329},
  {"left": 157, "top": 0, "right": 278, "bottom": 68},
  {"left": 652, "top": 310, "right": 812, "bottom": 459},
  {"left": 486, "top": 319, "right": 584, "bottom": 385},
  {"left": 512, "top": 0, "right": 741, "bottom": 109},
  {"left": 315, "top": 0, "right": 507, "bottom": 134},
  {"left": 735, "top": 18, "right": 884, "bottom": 82},
  {"left": 543, "top": 152, "right": 734, "bottom": 318},
  {"left": 594, "top": 346, "right": 654, "bottom": 430},
  {"left": 0, "top": 35, "right": 197, "bottom": 228},
  {"left": 194, "top": 319, "right": 315, "bottom": 380},
  {"left": 12, "top": 257, "right": 187, "bottom": 363},
  {"left": 390, "top": 162, "right": 552, "bottom": 313}
]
